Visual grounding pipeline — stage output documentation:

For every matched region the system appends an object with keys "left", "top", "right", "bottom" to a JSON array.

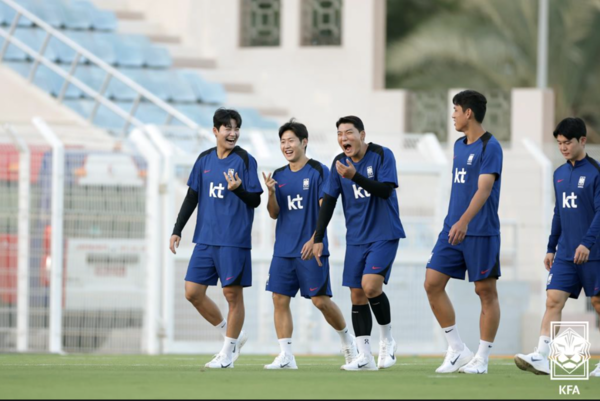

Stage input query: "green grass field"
[{"left": 1, "top": 354, "right": 599, "bottom": 399}]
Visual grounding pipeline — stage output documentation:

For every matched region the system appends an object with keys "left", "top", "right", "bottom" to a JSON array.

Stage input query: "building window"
[
  {"left": 240, "top": 0, "right": 281, "bottom": 47},
  {"left": 301, "top": 0, "right": 342, "bottom": 46}
]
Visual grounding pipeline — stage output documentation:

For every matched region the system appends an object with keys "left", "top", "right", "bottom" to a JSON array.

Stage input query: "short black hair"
[
  {"left": 213, "top": 107, "right": 242, "bottom": 129},
  {"left": 452, "top": 90, "right": 487, "bottom": 123},
  {"left": 553, "top": 117, "right": 587, "bottom": 141},
  {"left": 336, "top": 116, "right": 365, "bottom": 132},
  {"left": 279, "top": 119, "right": 308, "bottom": 150}
]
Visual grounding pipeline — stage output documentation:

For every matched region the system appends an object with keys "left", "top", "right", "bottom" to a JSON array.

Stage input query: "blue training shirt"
[
  {"left": 272, "top": 159, "right": 330, "bottom": 257},
  {"left": 444, "top": 132, "right": 503, "bottom": 236},
  {"left": 323, "top": 143, "right": 405, "bottom": 245},
  {"left": 547, "top": 155, "right": 600, "bottom": 261},
  {"left": 187, "top": 146, "right": 263, "bottom": 248}
]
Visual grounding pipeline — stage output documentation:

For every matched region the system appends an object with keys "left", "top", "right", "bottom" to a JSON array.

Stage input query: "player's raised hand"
[
  {"left": 262, "top": 172, "right": 277, "bottom": 194},
  {"left": 574, "top": 244, "right": 590, "bottom": 265},
  {"left": 169, "top": 235, "right": 181, "bottom": 255},
  {"left": 448, "top": 219, "right": 468, "bottom": 246},
  {"left": 336, "top": 158, "right": 356, "bottom": 179},
  {"left": 543, "top": 253, "right": 555, "bottom": 271},
  {"left": 224, "top": 171, "right": 242, "bottom": 191},
  {"left": 312, "top": 242, "right": 324, "bottom": 266}
]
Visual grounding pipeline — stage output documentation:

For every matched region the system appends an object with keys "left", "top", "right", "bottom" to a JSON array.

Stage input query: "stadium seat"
[
  {"left": 179, "top": 70, "right": 227, "bottom": 104},
  {"left": 0, "top": 0, "right": 35, "bottom": 27},
  {"left": 73, "top": 0, "right": 117, "bottom": 31}
]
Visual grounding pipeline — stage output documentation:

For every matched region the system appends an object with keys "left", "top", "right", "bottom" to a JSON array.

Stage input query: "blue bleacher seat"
[
  {"left": 174, "top": 103, "right": 214, "bottom": 128},
  {"left": 96, "top": 32, "right": 144, "bottom": 67},
  {"left": 0, "top": 28, "right": 58, "bottom": 61},
  {"left": 179, "top": 70, "right": 227, "bottom": 104},
  {"left": 73, "top": 0, "right": 117, "bottom": 31},
  {"left": 0, "top": 0, "right": 35, "bottom": 27},
  {"left": 144, "top": 69, "right": 195, "bottom": 103},
  {"left": 134, "top": 102, "right": 169, "bottom": 125},
  {"left": 125, "top": 35, "right": 171, "bottom": 68}
]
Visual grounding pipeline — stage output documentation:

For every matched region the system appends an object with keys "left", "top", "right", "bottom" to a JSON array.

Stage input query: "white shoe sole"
[{"left": 514, "top": 355, "right": 549, "bottom": 375}]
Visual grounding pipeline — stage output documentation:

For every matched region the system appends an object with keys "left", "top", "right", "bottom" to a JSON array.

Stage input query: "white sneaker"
[
  {"left": 378, "top": 338, "right": 397, "bottom": 369},
  {"left": 435, "top": 344, "right": 474, "bottom": 373},
  {"left": 459, "top": 355, "right": 488, "bottom": 374},
  {"left": 264, "top": 352, "right": 298, "bottom": 370},
  {"left": 590, "top": 362, "right": 600, "bottom": 377},
  {"left": 341, "top": 337, "right": 358, "bottom": 365},
  {"left": 205, "top": 353, "right": 233, "bottom": 369},
  {"left": 341, "top": 352, "right": 378, "bottom": 371},
  {"left": 232, "top": 330, "right": 248, "bottom": 363},
  {"left": 514, "top": 351, "right": 550, "bottom": 375}
]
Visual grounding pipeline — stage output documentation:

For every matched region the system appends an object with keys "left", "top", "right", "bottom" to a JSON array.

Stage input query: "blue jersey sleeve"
[
  {"left": 581, "top": 174, "right": 600, "bottom": 250},
  {"left": 379, "top": 147, "right": 399, "bottom": 187},
  {"left": 319, "top": 164, "right": 330, "bottom": 199},
  {"left": 323, "top": 159, "right": 341, "bottom": 198},
  {"left": 547, "top": 178, "right": 562, "bottom": 253},
  {"left": 187, "top": 158, "right": 202, "bottom": 192},
  {"left": 480, "top": 141, "right": 503, "bottom": 178},
  {"left": 244, "top": 155, "right": 264, "bottom": 194}
]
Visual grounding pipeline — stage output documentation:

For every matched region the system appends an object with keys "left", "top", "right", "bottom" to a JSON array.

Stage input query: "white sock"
[
  {"left": 215, "top": 320, "right": 227, "bottom": 338},
  {"left": 278, "top": 338, "right": 293, "bottom": 355},
  {"left": 222, "top": 337, "right": 237, "bottom": 359},
  {"left": 477, "top": 340, "right": 493, "bottom": 361},
  {"left": 537, "top": 336, "right": 551, "bottom": 357},
  {"left": 336, "top": 327, "right": 353, "bottom": 347},
  {"left": 356, "top": 335, "right": 372, "bottom": 355},
  {"left": 380, "top": 323, "right": 393, "bottom": 342},
  {"left": 442, "top": 325, "right": 464, "bottom": 351}
]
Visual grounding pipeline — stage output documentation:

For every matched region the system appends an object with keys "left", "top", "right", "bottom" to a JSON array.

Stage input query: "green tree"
[{"left": 386, "top": 0, "right": 600, "bottom": 138}]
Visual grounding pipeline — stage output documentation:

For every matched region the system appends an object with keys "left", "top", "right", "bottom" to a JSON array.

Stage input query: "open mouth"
[
  {"left": 343, "top": 143, "right": 352, "bottom": 153},
  {"left": 225, "top": 137, "right": 237, "bottom": 145},
  {"left": 284, "top": 149, "right": 294, "bottom": 157}
]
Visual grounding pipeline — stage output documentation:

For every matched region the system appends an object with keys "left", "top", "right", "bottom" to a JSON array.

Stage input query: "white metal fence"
[{"left": 0, "top": 121, "right": 530, "bottom": 355}]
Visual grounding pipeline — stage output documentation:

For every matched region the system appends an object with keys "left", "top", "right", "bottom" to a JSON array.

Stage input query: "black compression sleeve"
[
  {"left": 172, "top": 187, "right": 198, "bottom": 237},
  {"left": 232, "top": 186, "right": 262, "bottom": 208},
  {"left": 314, "top": 194, "right": 337, "bottom": 243},
  {"left": 351, "top": 173, "right": 395, "bottom": 199}
]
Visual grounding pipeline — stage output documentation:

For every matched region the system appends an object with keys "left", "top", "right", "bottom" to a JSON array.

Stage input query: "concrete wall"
[{"left": 111, "top": 0, "right": 408, "bottom": 135}]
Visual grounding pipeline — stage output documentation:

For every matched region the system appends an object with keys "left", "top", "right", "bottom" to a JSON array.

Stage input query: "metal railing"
[{"left": 0, "top": 0, "right": 207, "bottom": 138}]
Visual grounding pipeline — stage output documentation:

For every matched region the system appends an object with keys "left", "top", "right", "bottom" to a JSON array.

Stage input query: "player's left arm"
[{"left": 575, "top": 175, "right": 600, "bottom": 264}]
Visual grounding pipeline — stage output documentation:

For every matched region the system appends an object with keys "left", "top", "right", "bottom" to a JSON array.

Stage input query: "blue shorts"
[
  {"left": 547, "top": 259, "right": 600, "bottom": 299},
  {"left": 343, "top": 240, "right": 399, "bottom": 289},
  {"left": 266, "top": 256, "right": 332, "bottom": 299},
  {"left": 185, "top": 244, "right": 252, "bottom": 287},
  {"left": 426, "top": 233, "right": 501, "bottom": 282}
]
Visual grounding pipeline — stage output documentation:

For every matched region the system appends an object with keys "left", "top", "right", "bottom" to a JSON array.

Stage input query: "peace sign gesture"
[
  {"left": 262, "top": 172, "right": 278, "bottom": 194},
  {"left": 223, "top": 170, "right": 242, "bottom": 191}
]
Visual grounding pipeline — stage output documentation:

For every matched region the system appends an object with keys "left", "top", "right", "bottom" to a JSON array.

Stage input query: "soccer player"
[
  {"left": 515, "top": 117, "right": 600, "bottom": 377},
  {"left": 169, "top": 108, "right": 263, "bottom": 369},
  {"left": 424, "top": 90, "right": 503, "bottom": 374},
  {"left": 262, "top": 119, "right": 358, "bottom": 370},
  {"left": 313, "top": 116, "right": 405, "bottom": 371}
]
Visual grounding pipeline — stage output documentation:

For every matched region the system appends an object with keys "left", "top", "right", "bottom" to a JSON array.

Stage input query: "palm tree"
[{"left": 386, "top": 0, "right": 600, "bottom": 139}]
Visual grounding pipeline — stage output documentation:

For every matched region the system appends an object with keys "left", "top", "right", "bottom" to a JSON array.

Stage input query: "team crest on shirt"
[
  {"left": 228, "top": 168, "right": 235, "bottom": 177},
  {"left": 467, "top": 154, "right": 475, "bottom": 165},
  {"left": 303, "top": 178, "right": 310, "bottom": 190},
  {"left": 367, "top": 166, "right": 374, "bottom": 178},
  {"left": 578, "top": 176, "right": 586, "bottom": 188}
]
